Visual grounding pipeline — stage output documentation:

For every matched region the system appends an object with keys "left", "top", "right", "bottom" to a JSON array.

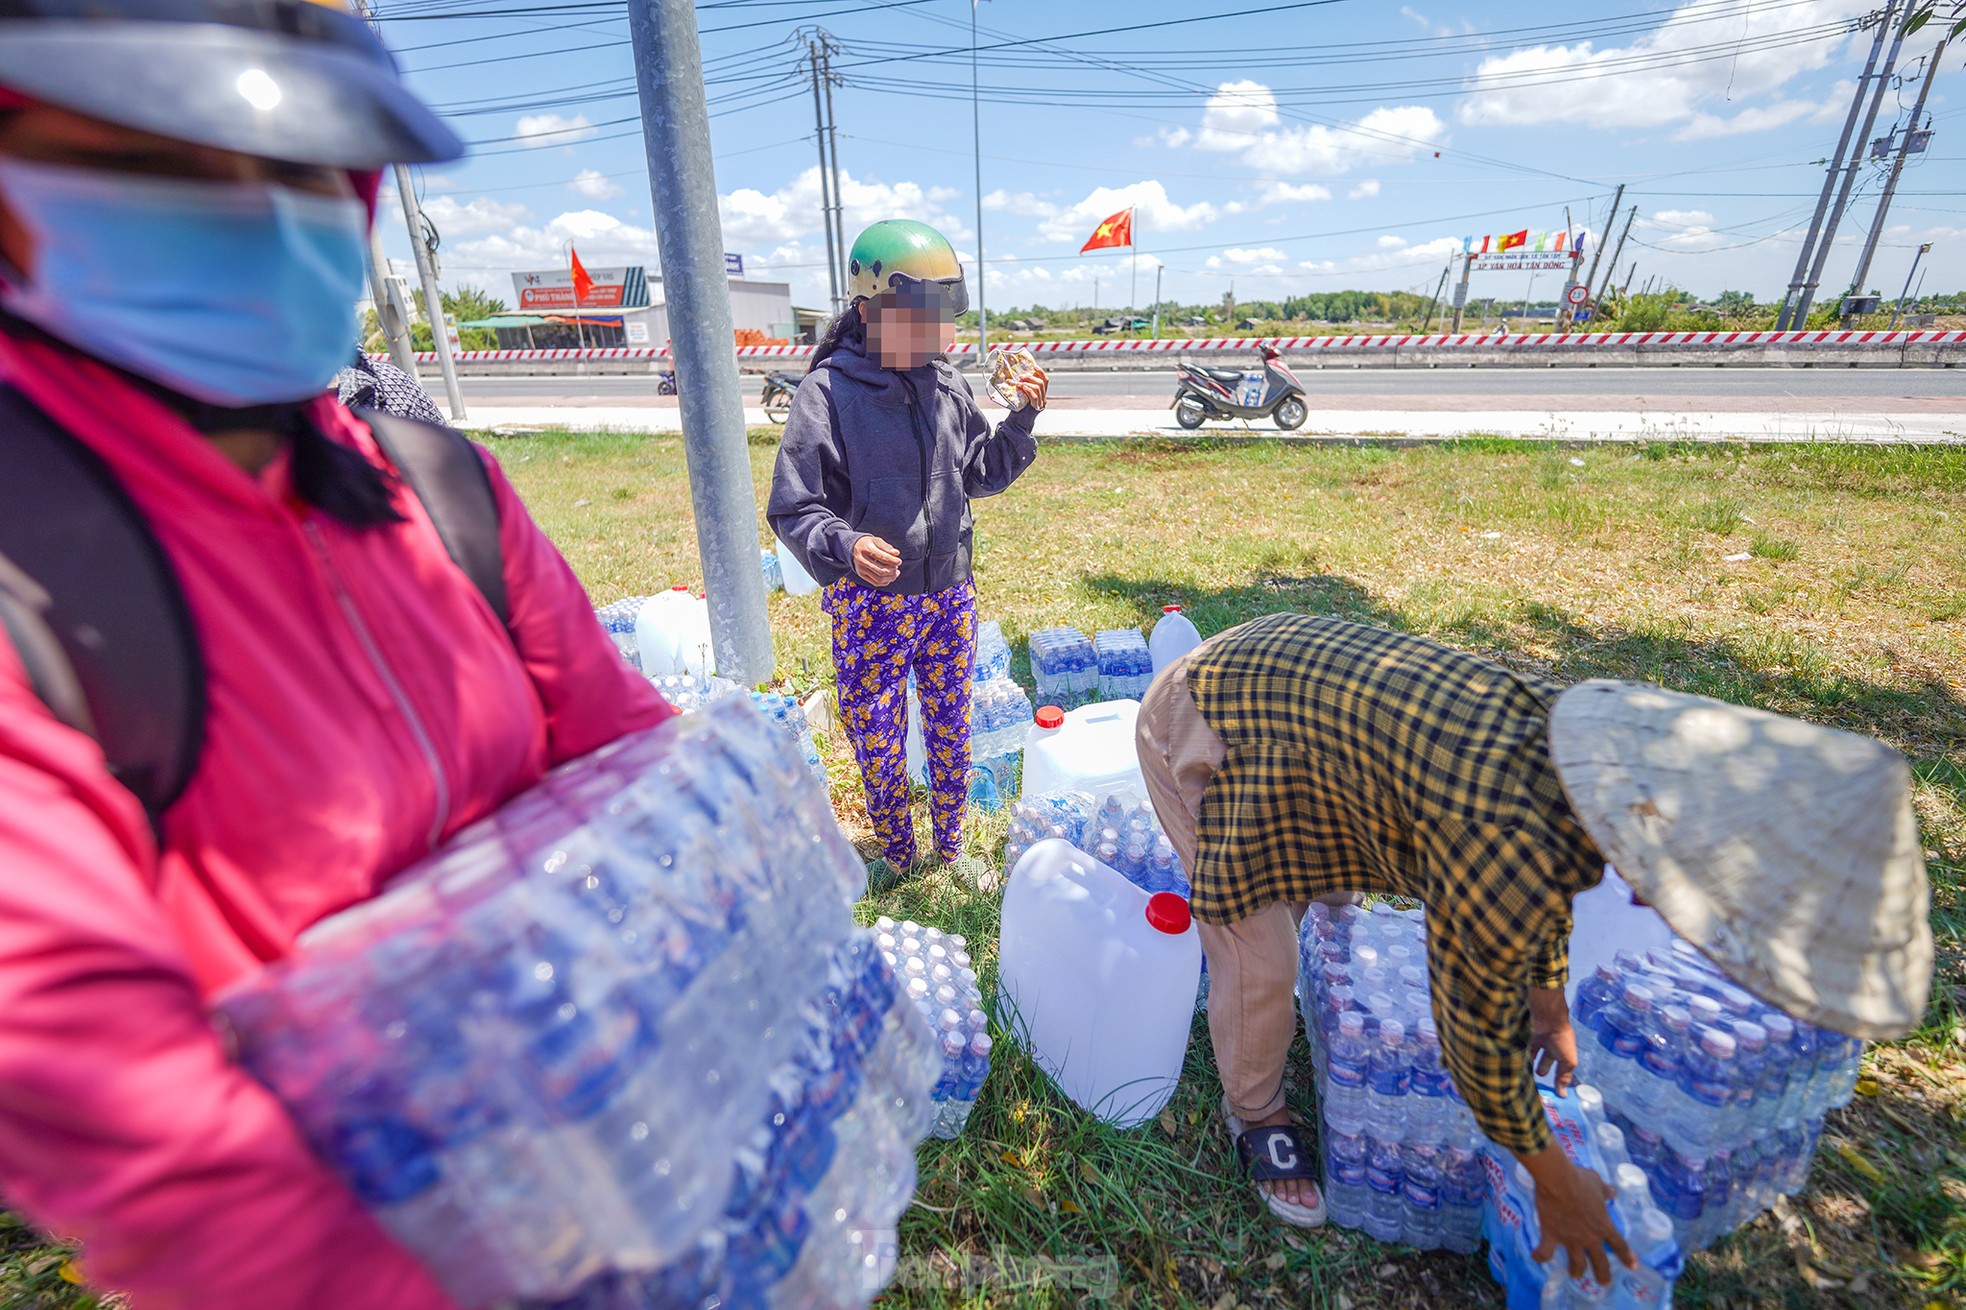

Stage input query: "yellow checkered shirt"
[{"left": 1185, "top": 614, "right": 1604, "bottom": 1153}]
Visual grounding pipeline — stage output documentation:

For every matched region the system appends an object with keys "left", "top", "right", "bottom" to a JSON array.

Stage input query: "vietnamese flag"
[
  {"left": 1080, "top": 207, "right": 1134, "bottom": 253},
  {"left": 1497, "top": 229, "right": 1529, "bottom": 253},
  {"left": 570, "top": 246, "right": 595, "bottom": 304}
]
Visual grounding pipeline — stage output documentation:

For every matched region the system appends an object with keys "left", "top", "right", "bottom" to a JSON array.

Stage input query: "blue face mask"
[{"left": 0, "top": 159, "right": 369, "bottom": 407}]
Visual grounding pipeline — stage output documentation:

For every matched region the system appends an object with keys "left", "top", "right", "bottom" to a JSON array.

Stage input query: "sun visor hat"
[{"left": 0, "top": 0, "right": 463, "bottom": 168}]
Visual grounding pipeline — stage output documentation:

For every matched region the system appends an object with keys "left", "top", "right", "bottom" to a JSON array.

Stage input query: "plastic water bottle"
[
  {"left": 1591, "top": 984, "right": 1655, "bottom": 1106},
  {"left": 1627, "top": 1004, "right": 1690, "bottom": 1124},
  {"left": 973, "top": 620, "right": 1010, "bottom": 684},
  {"left": 1147, "top": 604, "right": 1202, "bottom": 676},
  {"left": 1093, "top": 628, "right": 1153, "bottom": 701},
  {"left": 1573, "top": 962, "right": 1624, "bottom": 1032},
  {"left": 1324, "top": 1012, "right": 1371, "bottom": 1137},
  {"left": 1401, "top": 1142, "right": 1444, "bottom": 1249},
  {"left": 1363, "top": 1134, "right": 1404, "bottom": 1242},
  {"left": 1405, "top": 1018, "right": 1450, "bottom": 1146},
  {"left": 1366, "top": 1018, "right": 1410, "bottom": 1141},
  {"left": 1324, "top": 1129, "right": 1368, "bottom": 1229},
  {"left": 1666, "top": 1027, "right": 1736, "bottom": 1158},
  {"left": 1439, "top": 1144, "right": 1485, "bottom": 1254},
  {"left": 1028, "top": 627, "right": 1098, "bottom": 710}
]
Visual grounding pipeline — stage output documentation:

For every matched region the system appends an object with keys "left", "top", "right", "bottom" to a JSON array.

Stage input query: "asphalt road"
[{"left": 452, "top": 366, "right": 1962, "bottom": 413}]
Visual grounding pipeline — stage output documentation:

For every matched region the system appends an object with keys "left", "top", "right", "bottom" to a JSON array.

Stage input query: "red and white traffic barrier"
[{"left": 413, "top": 328, "right": 1966, "bottom": 365}]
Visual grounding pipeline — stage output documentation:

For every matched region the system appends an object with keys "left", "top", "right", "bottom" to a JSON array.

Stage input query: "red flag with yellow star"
[
  {"left": 1496, "top": 229, "right": 1529, "bottom": 253},
  {"left": 570, "top": 246, "right": 595, "bottom": 303},
  {"left": 1080, "top": 207, "right": 1134, "bottom": 254}
]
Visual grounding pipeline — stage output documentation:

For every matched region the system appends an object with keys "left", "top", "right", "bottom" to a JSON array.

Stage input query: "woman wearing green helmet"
[{"left": 768, "top": 219, "right": 1048, "bottom": 882}]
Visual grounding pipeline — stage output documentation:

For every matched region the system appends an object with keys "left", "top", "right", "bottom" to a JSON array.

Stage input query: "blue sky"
[{"left": 372, "top": 0, "right": 1962, "bottom": 313}]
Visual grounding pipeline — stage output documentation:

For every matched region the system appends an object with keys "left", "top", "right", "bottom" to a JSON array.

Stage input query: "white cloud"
[
  {"left": 1638, "top": 208, "right": 1727, "bottom": 251},
  {"left": 1348, "top": 179, "right": 1382, "bottom": 200},
  {"left": 719, "top": 167, "right": 969, "bottom": 251},
  {"left": 1376, "top": 234, "right": 1407, "bottom": 250},
  {"left": 1295, "top": 235, "right": 1463, "bottom": 277},
  {"left": 1399, "top": 5, "right": 1475, "bottom": 38},
  {"left": 1206, "top": 246, "right": 1291, "bottom": 275},
  {"left": 1035, "top": 180, "right": 1219, "bottom": 245},
  {"left": 1259, "top": 181, "right": 1334, "bottom": 204},
  {"left": 982, "top": 189, "right": 1062, "bottom": 218},
  {"left": 1457, "top": 1, "right": 1872, "bottom": 135},
  {"left": 1171, "top": 80, "right": 1447, "bottom": 175},
  {"left": 513, "top": 112, "right": 598, "bottom": 148},
  {"left": 448, "top": 209, "right": 662, "bottom": 281},
  {"left": 570, "top": 169, "right": 626, "bottom": 199},
  {"left": 419, "top": 195, "right": 534, "bottom": 237}
]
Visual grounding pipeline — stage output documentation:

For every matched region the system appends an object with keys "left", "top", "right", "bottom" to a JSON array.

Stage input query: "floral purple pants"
[{"left": 823, "top": 576, "right": 977, "bottom": 866}]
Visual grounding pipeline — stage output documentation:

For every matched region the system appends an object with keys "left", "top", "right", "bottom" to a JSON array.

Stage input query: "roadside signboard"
[
  {"left": 1566, "top": 284, "right": 1589, "bottom": 306},
  {"left": 514, "top": 266, "right": 633, "bottom": 310}
]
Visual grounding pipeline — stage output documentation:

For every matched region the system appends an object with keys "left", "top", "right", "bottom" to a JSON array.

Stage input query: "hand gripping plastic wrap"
[{"left": 214, "top": 699, "right": 940, "bottom": 1310}]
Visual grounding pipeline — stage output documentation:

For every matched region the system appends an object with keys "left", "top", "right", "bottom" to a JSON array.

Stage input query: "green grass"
[{"left": 9, "top": 434, "right": 1961, "bottom": 1310}]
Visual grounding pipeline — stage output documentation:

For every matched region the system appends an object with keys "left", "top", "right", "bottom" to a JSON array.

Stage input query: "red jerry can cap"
[
  {"left": 1034, "top": 706, "right": 1065, "bottom": 730},
  {"left": 1145, "top": 892, "right": 1192, "bottom": 935},
  {"left": 1163, "top": 604, "right": 1182, "bottom": 613}
]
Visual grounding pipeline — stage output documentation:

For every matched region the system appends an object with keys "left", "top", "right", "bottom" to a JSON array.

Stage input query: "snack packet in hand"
[{"left": 986, "top": 345, "right": 1039, "bottom": 411}]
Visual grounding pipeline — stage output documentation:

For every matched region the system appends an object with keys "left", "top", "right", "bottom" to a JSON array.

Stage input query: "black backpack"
[{"left": 0, "top": 387, "right": 508, "bottom": 828}]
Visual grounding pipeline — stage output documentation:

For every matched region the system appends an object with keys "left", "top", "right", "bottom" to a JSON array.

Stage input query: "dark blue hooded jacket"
[{"left": 767, "top": 325, "right": 1037, "bottom": 596}]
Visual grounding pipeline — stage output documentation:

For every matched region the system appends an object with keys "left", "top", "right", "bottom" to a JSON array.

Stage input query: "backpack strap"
[
  {"left": 359, "top": 408, "right": 509, "bottom": 627},
  {"left": 0, "top": 387, "right": 206, "bottom": 823},
  {"left": 0, "top": 391, "right": 511, "bottom": 829}
]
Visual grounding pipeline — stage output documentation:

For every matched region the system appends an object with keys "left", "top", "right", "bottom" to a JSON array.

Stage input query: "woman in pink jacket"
[{"left": 0, "top": 3, "right": 669, "bottom": 1306}]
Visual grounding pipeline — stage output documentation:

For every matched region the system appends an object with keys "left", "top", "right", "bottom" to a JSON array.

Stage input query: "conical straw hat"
[{"left": 1548, "top": 680, "right": 1931, "bottom": 1040}]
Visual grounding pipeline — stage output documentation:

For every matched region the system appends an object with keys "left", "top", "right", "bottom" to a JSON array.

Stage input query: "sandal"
[
  {"left": 943, "top": 854, "right": 995, "bottom": 894},
  {"left": 1224, "top": 1102, "right": 1328, "bottom": 1229}
]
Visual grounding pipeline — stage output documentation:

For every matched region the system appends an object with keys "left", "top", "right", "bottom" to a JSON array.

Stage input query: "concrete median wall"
[{"left": 413, "top": 329, "right": 1966, "bottom": 378}]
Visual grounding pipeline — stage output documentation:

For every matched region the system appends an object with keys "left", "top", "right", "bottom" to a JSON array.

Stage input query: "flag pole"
[{"left": 1129, "top": 207, "right": 1139, "bottom": 329}]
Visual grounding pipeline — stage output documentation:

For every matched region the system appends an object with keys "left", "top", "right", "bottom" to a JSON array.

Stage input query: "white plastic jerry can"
[
  {"left": 998, "top": 839, "right": 1202, "bottom": 1128},
  {"left": 776, "top": 536, "right": 820, "bottom": 596},
  {"left": 634, "top": 586, "right": 716, "bottom": 677},
  {"left": 1018, "top": 698, "right": 1143, "bottom": 800},
  {"left": 1147, "top": 604, "right": 1202, "bottom": 676}
]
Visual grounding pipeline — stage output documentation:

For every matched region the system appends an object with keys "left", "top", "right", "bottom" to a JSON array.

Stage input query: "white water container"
[
  {"left": 1148, "top": 605, "right": 1202, "bottom": 677},
  {"left": 998, "top": 839, "right": 1201, "bottom": 1128},
  {"left": 776, "top": 536, "right": 820, "bottom": 596},
  {"left": 1020, "top": 699, "right": 1143, "bottom": 800},
  {"left": 635, "top": 587, "right": 716, "bottom": 677},
  {"left": 1564, "top": 864, "right": 1676, "bottom": 1006}
]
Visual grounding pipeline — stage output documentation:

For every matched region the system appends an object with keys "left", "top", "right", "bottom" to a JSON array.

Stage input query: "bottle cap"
[
  {"left": 1163, "top": 604, "right": 1182, "bottom": 612},
  {"left": 1144, "top": 891, "right": 1191, "bottom": 935},
  {"left": 1034, "top": 706, "right": 1065, "bottom": 730},
  {"left": 671, "top": 584, "right": 689, "bottom": 591}
]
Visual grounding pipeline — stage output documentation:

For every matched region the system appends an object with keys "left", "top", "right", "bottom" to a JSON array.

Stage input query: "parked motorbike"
[
  {"left": 760, "top": 370, "right": 799, "bottom": 423},
  {"left": 1171, "top": 343, "right": 1307, "bottom": 430},
  {"left": 656, "top": 370, "right": 677, "bottom": 396}
]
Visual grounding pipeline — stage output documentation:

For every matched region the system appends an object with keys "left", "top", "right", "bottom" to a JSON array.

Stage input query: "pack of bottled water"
[
  {"left": 1027, "top": 627, "right": 1098, "bottom": 711},
  {"left": 761, "top": 548, "right": 784, "bottom": 594},
  {"left": 749, "top": 690, "right": 828, "bottom": 786},
  {"left": 214, "top": 700, "right": 937, "bottom": 1310},
  {"left": 874, "top": 916, "right": 992, "bottom": 1139},
  {"left": 1481, "top": 1085, "right": 1684, "bottom": 1309},
  {"left": 594, "top": 596, "right": 654, "bottom": 668},
  {"left": 1093, "top": 629, "right": 1152, "bottom": 701},
  {"left": 1000, "top": 788, "right": 1187, "bottom": 899},
  {"left": 1298, "top": 902, "right": 1486, "bottom": 1256},
  {"left": 969, "top": 675, "right": 1033, "bottom": 795},
  {"left": 999, "top": 790, "right": 1093, "bottom": 872},
  {"left": 973, "top": 620, "right": 1010, "bottom": 685},
  {"left": 647, "top": 671, "right": 743, "bottom": 713},
  {"left": 1570, "top": 939, "right": 1859, "bottom": 1253}
]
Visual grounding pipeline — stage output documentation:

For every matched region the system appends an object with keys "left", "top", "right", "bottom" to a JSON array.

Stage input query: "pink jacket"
[{"left": 0, "top": 336, "right": 673, "bottom": 1309}]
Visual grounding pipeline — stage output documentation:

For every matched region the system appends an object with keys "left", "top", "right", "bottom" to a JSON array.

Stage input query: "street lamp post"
[{"left": 1890, "top": 242, "right": 1933, "bottom": 329}]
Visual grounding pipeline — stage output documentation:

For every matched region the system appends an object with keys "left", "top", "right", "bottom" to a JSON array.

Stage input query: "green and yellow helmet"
[{"left": 847, "top": 219, "right": 969, "bottom": 315}]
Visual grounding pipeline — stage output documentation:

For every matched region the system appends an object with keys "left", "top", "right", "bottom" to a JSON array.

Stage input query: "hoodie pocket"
[{"left": 854, "top": 474, "right": 929, "bottom": 561}]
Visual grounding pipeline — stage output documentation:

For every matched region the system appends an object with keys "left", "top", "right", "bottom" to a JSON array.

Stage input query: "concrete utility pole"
[
  {"left": 1592, "top": 206, "right": 1636, "bottom": 306},
  {"left": 1789, "top": 1, "right": 1916, "bottom": 327},
  {"left": 1420, "top": 256, "right": 1451, "bottom": 331},
  {"left": 821, "top": 37, "right": 845, "bottom": 303},
  {"left": 971, "top": 0, "right": 989, "bottom": 362},
  {"left": 1449, "top": 254, "right": 1473, "bottom": 331},
  {"left": 1150, "top": 262, "right": 1163, "bottom": 339},
  {"left": 807, "top": 37, "right": 840, "bottom": 313},
  {"left": 1578, "top": 184, "right": 1623, "bottom": 310},
  {"left": 394, "top": 163, "right": 466, "bottom": 421},
  {"left": 1845, "top": 28, "right": 1950, "bottom": 318},
  {"left": 363, "top": 227, "right": 416, "bottom": 376},
  {"left": 1778, "top": 2, "right": 1898, "bottom": 329},
  {"left": 626, "top": 0, "right": 774, "bottom": 684}
]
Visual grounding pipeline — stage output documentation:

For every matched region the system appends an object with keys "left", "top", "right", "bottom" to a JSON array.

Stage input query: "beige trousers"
[{"left": 1137, "top": 649, "right": 1356, "bottom": 1123}]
